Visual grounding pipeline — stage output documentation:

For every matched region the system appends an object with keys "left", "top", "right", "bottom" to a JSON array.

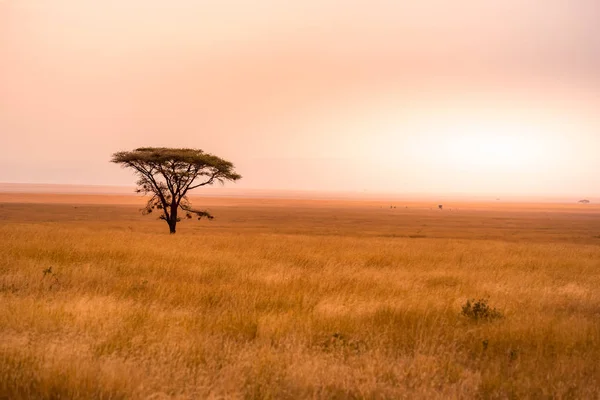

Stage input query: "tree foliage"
[{"left": 111, "top": 147, "right": 241, "bottom": 233}]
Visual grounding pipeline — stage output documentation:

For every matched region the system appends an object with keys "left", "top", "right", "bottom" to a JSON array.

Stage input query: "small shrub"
[
  {"left": 461, "top": 298, "right": 502, "bottom": 321},
  {"left": 41, "top": 267, "right": 61, "bottom": 290}
]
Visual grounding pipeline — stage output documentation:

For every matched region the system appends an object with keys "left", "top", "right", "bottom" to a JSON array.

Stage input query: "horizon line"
[{"left": 0, "top": 182, "right": 597, "bottom": 203}]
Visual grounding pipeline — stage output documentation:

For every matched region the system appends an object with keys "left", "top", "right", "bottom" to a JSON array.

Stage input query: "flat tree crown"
[{"left": 111, "top": 147, "right": 241, "bottom": 181}]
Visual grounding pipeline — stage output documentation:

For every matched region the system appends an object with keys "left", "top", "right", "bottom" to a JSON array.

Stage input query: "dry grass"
[{"left": 1, "top": 194, "right": 600, "bottom": 399}]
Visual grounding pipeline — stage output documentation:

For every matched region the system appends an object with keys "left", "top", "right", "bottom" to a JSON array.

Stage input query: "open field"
[{"left": 1, "top": 193, "right": 600, "bottom": 399}]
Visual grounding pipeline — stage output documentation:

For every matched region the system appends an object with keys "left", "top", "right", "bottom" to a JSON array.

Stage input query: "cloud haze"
[{"left": 1, "top": 0, "right": 599, "bottom": 196}]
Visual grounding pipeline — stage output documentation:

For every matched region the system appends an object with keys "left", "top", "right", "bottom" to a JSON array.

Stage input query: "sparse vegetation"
[{"left": 1, "top": 196, "right": 600, "bottom": 398}]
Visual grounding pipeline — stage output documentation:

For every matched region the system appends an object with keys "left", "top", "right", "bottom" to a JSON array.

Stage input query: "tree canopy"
[{"left": 111, "top": 147, "right": 241, "bottom": 233}]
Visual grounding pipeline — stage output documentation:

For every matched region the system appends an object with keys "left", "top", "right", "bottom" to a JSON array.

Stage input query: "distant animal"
[{"left": 438, "top": 205, "right": 443, "bottom": 210}]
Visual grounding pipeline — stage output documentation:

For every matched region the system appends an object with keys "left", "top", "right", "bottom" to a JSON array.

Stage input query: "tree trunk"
[{"left": 169, "top": 204, "right": 178, "bottom": 234}]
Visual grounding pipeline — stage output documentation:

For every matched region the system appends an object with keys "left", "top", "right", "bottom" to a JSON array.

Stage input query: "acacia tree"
[{"left": 111, "top": 147, "right": 241, "bottom": 233}]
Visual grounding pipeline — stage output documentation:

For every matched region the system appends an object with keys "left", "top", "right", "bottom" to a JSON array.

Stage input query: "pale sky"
[{"left": 1, "top": 0, "right": 599, "bottom": 196}]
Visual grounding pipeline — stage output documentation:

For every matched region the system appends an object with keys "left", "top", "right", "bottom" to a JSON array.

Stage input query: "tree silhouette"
[{"left": 111, "top": 147, "right": 241, "bottom": 233}]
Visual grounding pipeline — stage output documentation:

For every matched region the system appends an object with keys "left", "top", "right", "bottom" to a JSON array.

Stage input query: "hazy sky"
[{"left": 1, "top": 0, "right": 599, "bottom": 196}]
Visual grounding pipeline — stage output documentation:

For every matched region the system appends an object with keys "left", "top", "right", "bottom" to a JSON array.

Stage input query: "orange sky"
[{"left": 1, "top": 0, "right": 599, "bottom": 196}]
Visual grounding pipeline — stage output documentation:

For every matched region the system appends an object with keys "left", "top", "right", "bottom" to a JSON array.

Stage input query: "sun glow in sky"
[
  {"left": 433, "top": 121, "right": 552, "bottom": 170},
  {"left": 448, "top": 134, "right": 534, "bottom": 169},
  {"left": 1, "top": 0, "right": 599, "bottom": 196}
]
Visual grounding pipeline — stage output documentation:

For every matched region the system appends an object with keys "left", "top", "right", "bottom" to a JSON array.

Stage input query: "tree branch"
[
  {"left": 127, "top": 161, "right": 171, "bottom": 220},
  {"left": 180, "top": 201, "right": 214, "bottom": 220},
  {"left": 186, "top": 171, "right": 218, "bottom": 191}
]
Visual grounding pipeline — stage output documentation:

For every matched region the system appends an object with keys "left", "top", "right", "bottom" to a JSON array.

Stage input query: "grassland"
[{"left": 1, "top": 193, "right": 600, "bottom": 399}]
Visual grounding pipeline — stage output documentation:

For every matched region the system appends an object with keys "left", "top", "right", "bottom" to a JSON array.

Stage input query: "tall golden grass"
[{"left": 1, "top": 195, "right": 600, "bottom": 399}]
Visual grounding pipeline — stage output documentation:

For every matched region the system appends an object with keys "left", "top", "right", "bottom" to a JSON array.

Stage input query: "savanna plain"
[{"left": 1, "top": 193, "right": 600, "bottom": 399}]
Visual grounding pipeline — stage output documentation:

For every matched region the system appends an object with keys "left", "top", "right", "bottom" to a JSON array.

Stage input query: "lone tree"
[{"left": 111, "top": 147, "right": 241, "bottom": 233}]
